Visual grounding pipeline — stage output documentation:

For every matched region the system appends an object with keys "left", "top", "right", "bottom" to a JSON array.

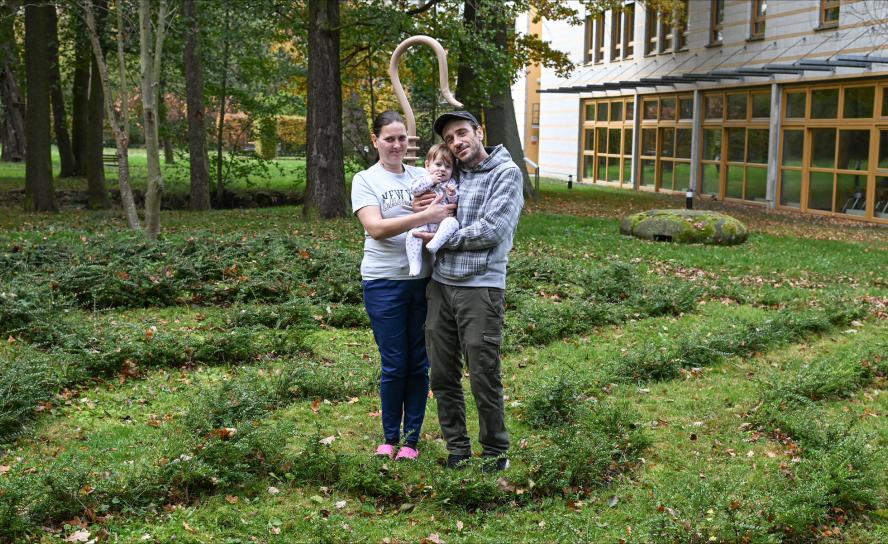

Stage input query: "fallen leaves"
[{"left": 64, "top": 529, "right": 92, "bottom": 543}]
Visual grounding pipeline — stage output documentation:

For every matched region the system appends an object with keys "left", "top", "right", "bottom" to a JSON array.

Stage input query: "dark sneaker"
[
  {"left": 445, "top": 453, "right": 471, "bottom": 469},
  {"left": 481, "top": 456, "right": 510, "bottom": 473}
]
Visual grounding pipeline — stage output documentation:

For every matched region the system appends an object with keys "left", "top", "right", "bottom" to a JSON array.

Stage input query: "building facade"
[{"left": 513, "top": 0, "right": 888, "bottom": 224}]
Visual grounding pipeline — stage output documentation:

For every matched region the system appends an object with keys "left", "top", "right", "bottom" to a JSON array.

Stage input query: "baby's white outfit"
[{"left": 406, "top": 175, "right": 459, "bottom": 277}]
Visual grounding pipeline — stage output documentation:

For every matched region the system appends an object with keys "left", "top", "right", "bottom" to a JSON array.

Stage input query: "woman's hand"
[
  {"left": 422, "top": 193, "right": 456, "bottom": 224},
  {"left": 412, "top": 191, "right": 437, "bottom": 212}
]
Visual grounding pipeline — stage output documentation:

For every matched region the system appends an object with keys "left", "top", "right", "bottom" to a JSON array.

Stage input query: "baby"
[{"left": 406, "top": 144, "right": 459, "bottom": 277}]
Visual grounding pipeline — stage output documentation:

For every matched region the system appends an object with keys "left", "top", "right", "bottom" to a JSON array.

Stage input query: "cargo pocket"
[{"left": 480, "top": 333, "right": 502, "bottom": 373}]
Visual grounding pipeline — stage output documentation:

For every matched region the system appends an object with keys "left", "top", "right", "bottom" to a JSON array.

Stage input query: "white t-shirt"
[{"left": 351, "top": 162, "right": 431, "bottom": 280}]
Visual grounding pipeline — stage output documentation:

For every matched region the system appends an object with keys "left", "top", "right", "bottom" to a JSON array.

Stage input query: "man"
[{"left": 413, "top": 111, "right": 524, "bottom": 472}]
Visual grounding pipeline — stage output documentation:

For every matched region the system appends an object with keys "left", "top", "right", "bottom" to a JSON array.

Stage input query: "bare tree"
[
  {"left": 83, "top": 0, "right": 139, "bottom": 228},
  {"left": 138, "top": 0, "right": 169, "bottom": 239}
]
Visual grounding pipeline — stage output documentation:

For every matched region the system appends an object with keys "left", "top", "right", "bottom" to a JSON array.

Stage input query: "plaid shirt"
[{"left": 433, "top": 145, "right": 524, "bottom": 288}]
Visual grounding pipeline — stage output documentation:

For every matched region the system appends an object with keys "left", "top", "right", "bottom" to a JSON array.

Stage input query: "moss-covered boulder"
[{"left": 620, "top": 209, "right": 748, "bottom": 245}]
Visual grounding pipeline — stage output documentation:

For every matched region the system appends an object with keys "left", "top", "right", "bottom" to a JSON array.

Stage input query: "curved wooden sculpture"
[{"left": 389, "top": 35, "right": 463, "bottom": 164}]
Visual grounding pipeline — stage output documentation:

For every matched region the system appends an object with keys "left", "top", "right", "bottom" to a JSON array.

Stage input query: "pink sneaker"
[
  {"left": 395, "top": 446, "right": 419, "bottom": 461},
  {"left": 375, "top": 444, "right": 396, "bottom": 459}
]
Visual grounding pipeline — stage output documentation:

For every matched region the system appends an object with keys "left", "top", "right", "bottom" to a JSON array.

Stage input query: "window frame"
[
  {"left": 644, "top": 8, "right": 658, "bottom": 55},
  {"left": 700, "top": 88, "right": 772, "bottom": 204},
  {"left": 581, "top": 97, "right": 635, "bottom": 188},
  {"left": 709, "top": 0, "right": 724, "bottom": 45},
  {"left": 638, "top": 93, "right": 694, "bottom": 194},
  {"left": 750, "top": 0, "right": 767, "bottom": 40},
  {"left": 594, "top": 13, "right": 605, "bottom": 64},
  {"left": 819, "top": 0, "right": 840, "bottom": 29},
  {"left": 610, "top": 8, "right": 623, "bottom": 61}
]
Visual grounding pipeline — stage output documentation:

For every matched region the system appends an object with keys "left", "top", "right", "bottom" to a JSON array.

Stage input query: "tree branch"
[{"left": 406, "top": 0, "right": 442, "bottom": 16}]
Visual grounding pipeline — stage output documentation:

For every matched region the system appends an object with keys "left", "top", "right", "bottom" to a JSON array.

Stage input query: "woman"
[{"left": 350, "top": 111, "right": 455, "bottom": 460}]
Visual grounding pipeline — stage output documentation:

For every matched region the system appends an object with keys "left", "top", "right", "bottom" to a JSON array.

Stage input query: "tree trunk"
[
  {"left": 214, "top": 6, "right": 230, "bottom": 207},
  {"left": 0, "top": 2, "right": 25, "bottom": 162},
  {"left": 84, "top": 0, "right": 109, "bottom": 208},
  {"left": 24, "top": 0, "right": 56, "bottom": 211},
  {"left": 483, "top": 13, "right": 535, "bottom": 200},
  {"left": 47, "top": 5, "right": 75, "bottom": 177},
  {"left": 183, "top": 0, "right": 210, "bottom": 210},
  {"left": 71, "top": 25, "right": 90, "bottom": 175},
  {"left": 304, "top": 0, "right": 346, "bottom": 219},
  {"left": 158, "top": 73, "right": 174, "bottom": 163},
  {"left": 85, "top": 55, "right": 110, "bottom": 208},
  {"left": 84, "top": 0, "right": 140, "bottom": 230},
  {"left": 139, "top": 0, "right": 167, "bottom": 239},
  {"left": 454, "top": 0, "right": 482, "bottom": 118}
]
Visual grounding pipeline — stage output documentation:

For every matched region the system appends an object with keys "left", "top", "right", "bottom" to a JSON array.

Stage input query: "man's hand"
[{"left": 412, "top": 191, "right": 436, "bottom": 212}]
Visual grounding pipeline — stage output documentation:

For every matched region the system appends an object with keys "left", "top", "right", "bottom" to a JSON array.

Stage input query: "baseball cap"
[{"left": 433, "top": 111, "right": 480, "bottom": 137}]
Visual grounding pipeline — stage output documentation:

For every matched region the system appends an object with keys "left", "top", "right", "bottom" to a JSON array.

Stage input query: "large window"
[
  {"left": 581, "top": 97, "right": 635, "bottom": 187},
  {"left": 779, "top": 81, "right": 888, "bottom": 222},
  {"left": 700, "top": 89, "right": 771, "bottom": 203},
  {"left": 638, "top": 94, "right": 693, "bottom": 193},
  {"left": 710, "top": 0, "right": 724, "bottom": 45},
  {"left": 819, "top": 0, "right": 839, "bottom": 28},
  {"left": 750, "top": 0, "right": 767, "bottom": 39}
]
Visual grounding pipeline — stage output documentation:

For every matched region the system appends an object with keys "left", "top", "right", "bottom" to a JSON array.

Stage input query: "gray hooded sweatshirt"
[{"left": 433, "top": 144, "right": 524, "bottom": 289}]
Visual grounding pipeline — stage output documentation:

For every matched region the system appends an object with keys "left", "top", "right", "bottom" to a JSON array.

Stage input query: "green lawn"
[
  {"left": 0, "top": 147, "right": 306, "bottom": 194},
  {"left": 1, "top": 184, "right": 886, "bottom": 543}
]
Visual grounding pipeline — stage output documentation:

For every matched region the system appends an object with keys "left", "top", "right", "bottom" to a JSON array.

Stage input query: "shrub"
[
  {"left": 522, "top": 374, "right": 589, "bottom": 428},
  {"left": 229, "top": 298, "right": 316, "bottom": 329},
  {"left": 613, "top": 303, "right": 865, "bottom": 383},
  {"left": 503, "top": 297, "right": 618, "bottom": 352},
  {"left": 0, "top": 282, "right": 68, "bottom": 343},
  {"left": 287, "top": 362, "right": 376, "bottom": 401},
  {"left": 289, "top": 429, "right": 341, "bottom": 485},
  {"left": 631, "top": 281, "right": 702, "bottom": 318},
  {"left": 336, "top": 455, "right": 407, "bottom": 500},
  {"left": 773, "top": 430, "right": 883, "bottom": 535},
  {"left": 277, "top": 115, "right": 306, "bottom": 156},
  {"left": 432, "top": 464, "right": 504, "bottom": 510},
  {"left": 256, "top": 117, "right": 278, "bottom": 159},
  {"left": 321, "top": 304, "right": 370, "bottom": 328},
  {"left": 766, "top": 341, "right": 886, "bottom": 404},
  {"left": 518, "top": 399, "right": 649, "bottom": 496},
  {"left": 0, "top": 345, "right": 74, "bottom": 443},
  {"left": 584, "top": 262, "right": 638, "bottom": 303}
]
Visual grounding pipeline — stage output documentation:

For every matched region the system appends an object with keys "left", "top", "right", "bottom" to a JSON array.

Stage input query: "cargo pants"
[{"left": 426, "top": 279, "right": 509, "bottom": 457}]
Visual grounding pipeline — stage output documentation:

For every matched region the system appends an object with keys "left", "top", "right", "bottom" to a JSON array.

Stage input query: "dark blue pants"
[{"left": 363, "top": 278, "right": 430, "bottom": 446}]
